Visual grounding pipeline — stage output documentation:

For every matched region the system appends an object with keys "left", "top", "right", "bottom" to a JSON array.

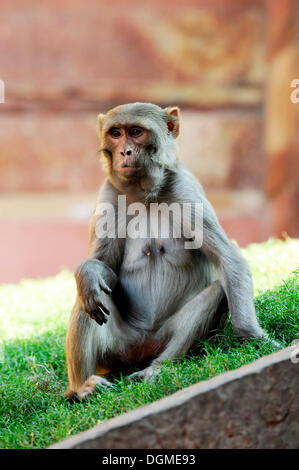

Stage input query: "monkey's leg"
[
  {"left": 128, "top": 280, "right": 227, "bottom": 382},
  {"left": 65, "top": 299, "right": 114, "bottom": 402}
]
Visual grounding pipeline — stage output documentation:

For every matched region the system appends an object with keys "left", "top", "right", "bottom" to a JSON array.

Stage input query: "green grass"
[{"left": 0, "top": 238, "right": 298, "bottom": 449}]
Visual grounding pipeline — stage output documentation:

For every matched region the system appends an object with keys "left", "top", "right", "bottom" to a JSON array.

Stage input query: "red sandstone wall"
[
  {"left": 0, "top": 0, "right": 266, "bottom": 193},
  {"left": 0, "top": 0, "right": 298, "bottom": 282}
]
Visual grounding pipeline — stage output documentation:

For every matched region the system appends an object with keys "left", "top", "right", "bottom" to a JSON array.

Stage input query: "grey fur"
[{"left": 66, "top": 102, "right": 265, "bottom": 399}]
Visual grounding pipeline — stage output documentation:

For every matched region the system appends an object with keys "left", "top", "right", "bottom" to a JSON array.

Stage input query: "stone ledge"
[{"left": 50, "top": 347, "right": 299, "bottom": 449}]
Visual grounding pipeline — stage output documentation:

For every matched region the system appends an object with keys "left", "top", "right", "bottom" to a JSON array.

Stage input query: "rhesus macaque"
[{"left": 66, "top": 102, "right": 269, "bottom": 401}]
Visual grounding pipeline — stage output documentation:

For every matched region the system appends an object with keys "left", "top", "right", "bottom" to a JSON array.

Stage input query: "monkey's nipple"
[
  {"left": 157, "top": 243, "right": 164, "bottom": 254},
  {"left": 143, "top": 244, "right": 152, "bottom": 257}
]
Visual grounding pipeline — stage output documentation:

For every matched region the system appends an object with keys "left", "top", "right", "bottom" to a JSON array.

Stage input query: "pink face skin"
[{"left": 106, "top": 125, "right": 150, "bottom": 178}]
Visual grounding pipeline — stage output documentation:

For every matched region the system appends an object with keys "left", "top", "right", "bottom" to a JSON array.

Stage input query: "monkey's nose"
[{"left": 120, "top": 150, "right": 132, "bottom": 156}]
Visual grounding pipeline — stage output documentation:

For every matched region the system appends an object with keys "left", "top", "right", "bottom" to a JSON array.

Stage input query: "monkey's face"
[
  {"left": 105, "top": 124, "right": 150, "bottom": 180},
  {"left": 98, "top": 102, "right": 180, "bottom": 190}
]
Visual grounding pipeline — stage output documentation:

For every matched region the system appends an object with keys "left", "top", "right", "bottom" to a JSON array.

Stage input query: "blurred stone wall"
[
  {"left": 0, "top": 0, "right": 298, "bottom": 281},
  {"left": 0, "top": 0, "right": 266, "bottom": 193}
]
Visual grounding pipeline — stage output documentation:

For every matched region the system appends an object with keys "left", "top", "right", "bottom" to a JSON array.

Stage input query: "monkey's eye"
[
  {"left": 129, "top": 126, "right": 144, "bottom": 138},
  {"left": 109, "top": 127, "right": 122, "bottom": 138}
]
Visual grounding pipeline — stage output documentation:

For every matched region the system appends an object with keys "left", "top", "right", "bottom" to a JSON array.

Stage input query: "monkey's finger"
[
  {"left": 94, "top": 295, "right": 110, "bottom": 315},
  {"left": 94, "top": 315, "right": 105, "bottom": 326},
  {"left": 126, "top": 372, "right": 141, "bottom": 383},
  {"left": 95, "top": 377, "right": 115, "bottom": 390},
  {"left": 88, "top": 311, "right": 103, "bottom": 326},
  {"left": 97, "top": 305, "right": 109, "bottom": 320},
  {"left": 99, "top": 280, "right": 112, "bottom": 295},
  {"left": 85, "top": 294, "right": 99, "bottom": 313},
  {"left": 87, "top": 307, "right": 106, "bottom": 325}
]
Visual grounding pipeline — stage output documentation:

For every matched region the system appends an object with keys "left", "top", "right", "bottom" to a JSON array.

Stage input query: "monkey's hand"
[
  {"left": 127, "top": 365, "right": 161, "bottom": 383},
  {"left": 75, "top": 259, "right": 117, "bottom": 326}
]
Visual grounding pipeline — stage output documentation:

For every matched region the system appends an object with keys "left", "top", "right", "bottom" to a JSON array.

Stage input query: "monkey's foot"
[
  {"left": 259, "top": 333, "right": 282, "bottom": 351},
  {"left": 127, "top": 366, "right": 160, "bottom": 383},
  {"left": 241, "top": 331, "right": 282, "bottom": 351},
  {"left": 67, "top": 375, "right": 113, "bottom": 402}
]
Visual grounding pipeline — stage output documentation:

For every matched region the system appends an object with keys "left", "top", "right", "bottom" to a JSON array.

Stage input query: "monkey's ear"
[
  {"left": 165, "top": 106, "right": 180, "bottom": 138},
  {"left": 97, "top": 113, "right": 106, "bottom": 137}
]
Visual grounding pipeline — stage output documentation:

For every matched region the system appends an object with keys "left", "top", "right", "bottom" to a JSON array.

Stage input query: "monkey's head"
[{"left": 97, "top": 102, "right": 180, "bottom": 199}]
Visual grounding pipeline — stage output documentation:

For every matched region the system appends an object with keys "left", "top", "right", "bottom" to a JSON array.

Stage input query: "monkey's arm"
[
  {"left": 177, "top": 165, "right": 263, "bottom": 339},
  {"left": 74, "top": 183, "right": 124, "bottom": 325},
  {"left": 200, "top": 196, "right": 263, "bottom": 338}
]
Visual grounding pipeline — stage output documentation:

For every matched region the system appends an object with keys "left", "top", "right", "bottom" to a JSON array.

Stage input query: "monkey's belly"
[
  {"left": 116, "top": 238, "right": 203, "bottom": 327},
  {"left": 125, "top": 339, "right": 165, "bottom": 362}
]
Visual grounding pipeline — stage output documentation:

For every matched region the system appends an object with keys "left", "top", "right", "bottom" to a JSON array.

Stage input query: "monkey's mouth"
[{"left": 119, "top": 164, "right": 142, "bottom": 175}]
